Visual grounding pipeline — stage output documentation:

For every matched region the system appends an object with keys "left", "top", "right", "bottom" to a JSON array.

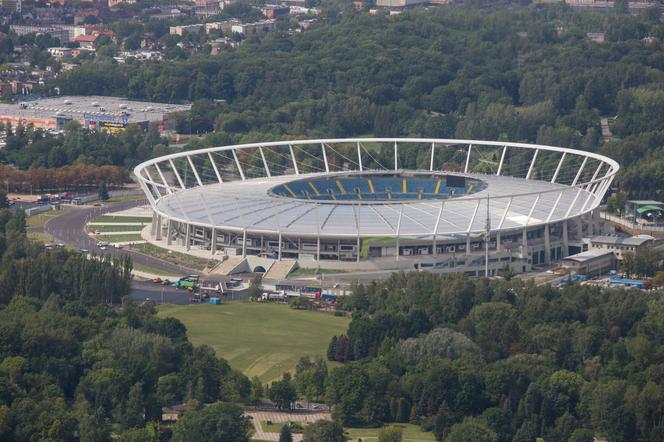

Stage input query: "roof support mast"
[
  {"left": 259, "top": 146, "right": 271, "bottom": 177},
  {"left": 357, "top": 142, "right": 363, "bottom": 171},
  {"left": 430, "top": 142, "right": 435, "bottom": 171},
  {"left": 321, "top": 143, "right": 330, "bottom": 173}
]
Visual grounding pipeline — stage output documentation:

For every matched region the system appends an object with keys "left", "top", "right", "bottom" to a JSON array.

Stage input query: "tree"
[
  {"left": 279, "top": 424, "right": 293, "bottom": 442},
  {"left": 269, "top": 373, "right": 297, "bottom": 410},
  {"left": 302, "top": 420, "right": 346, "bottom": 442},
  {"left": 121, "top": 382, "right": 146, "bottom": 429},
  {"left": 0, "top": 190, "right": 7, "bottom": 209},
  {"left": 250, "top": 376, "right": 264, "bottom": 404},
  {"left": 327, "top": 336, "right": 338, "bottom": 361},
  {"left": 607, "top": 192, "right": 627, "bottom": 215},
  {"left": 295, "top": 357, "right": 328, "bottom": 402},
  {"left": 172, "top": 402, "right": 251, "bottom": 442},
  {"left": 446, "top": 417, "right": 498, "bottom": 442},
  {"left": 378, "top": 425, "right": 403, "bottom": 442},
  {"left": 98, "top": 183, "right": 110, "bottom": 201},
  {"left": 247, "top": 275, "right": 262, "bottom": 299}
]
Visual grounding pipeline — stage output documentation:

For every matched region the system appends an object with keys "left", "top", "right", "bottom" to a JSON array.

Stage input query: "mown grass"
[
  {"left": 131, "top": 243, "right": 213, "bottom": 271},
  {"left": 158, "top": 303, "right": 350, "bottom": 382},
  {"left": 92, "top": 215, "right": 152, "bottom": 224},
  {"left": 90, "top": 224, "right": 145, "bottom": 233},
  {"left": 96, "top": 234, "right": 145, "bottom": 243},
  {"left": 26, "top": 209, "right": 67, "bottom": 228},
  {"left": 345, "top": 424, "right": 436, "bottom": 442}
]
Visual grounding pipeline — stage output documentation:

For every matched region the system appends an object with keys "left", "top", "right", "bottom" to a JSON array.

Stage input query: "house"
[{"left": 73, "top": 34, "right": 97, "bottom": 50}]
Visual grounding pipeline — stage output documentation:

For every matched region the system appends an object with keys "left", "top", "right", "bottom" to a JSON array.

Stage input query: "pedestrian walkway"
[{"left": 245, "top": 410, "right": 331, "bottom": 442}]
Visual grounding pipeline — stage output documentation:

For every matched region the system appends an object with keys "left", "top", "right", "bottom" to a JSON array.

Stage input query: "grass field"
[
  {"left": 345, "top": 424, "right": 436, "bottom": 442},
  {"left": 132, "top": 262, "right": 178, "bottom": 276},
  {"left": 96, "top": 234, "right": 145, "bottom": 243},
  {"left": 26, "top": 209, "right": 67, "bottom": 228},
  {"left": 90, "top": 194, "right": 146, "bottom": 204},
  {"left": 92, "top": 215, "right": 152, "bottom": 224},
  {"left": 259, "top": 421, "right": 304, "bottom": 434},
  {"left": 132, "top": 243, "right": 214, "bottom": 271},
  {"left": 91, "top": 224, "right": 145, "bottom": 233},
  {"left": 158, "top": 303, "right": 350, "bottom": 381}
]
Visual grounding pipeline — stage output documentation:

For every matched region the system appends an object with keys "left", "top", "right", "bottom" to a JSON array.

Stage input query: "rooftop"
[
  {"left": 563, "top": 249, "right": 614, "bottom": 263},
  {"left": 590, "top": 235, "right": 654, "bottom": 247},
  {"left": 0, "top": 96, "right": 191, "bottom": 124}
]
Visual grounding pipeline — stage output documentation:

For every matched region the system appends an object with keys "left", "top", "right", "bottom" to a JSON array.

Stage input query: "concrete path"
[{"left": 245, "top": 410, "right": 331, "bottom": 441}]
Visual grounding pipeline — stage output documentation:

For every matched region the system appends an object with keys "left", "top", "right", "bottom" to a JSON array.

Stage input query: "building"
[
  {"left": 231, "top": 19, "right": 276, "bottom": 36},
  {"left": 0, "top": 0, "right": 21, "bottom": 12},
  {"left": 262, "top": 5, "right": 290, "bottom": 18},
  {"left": 589, "top": 235, "right": 655, "bottom": 259},
  {"left": 375, "top": 0, "right": 426, "bottom": 7},
  {"left": 169, "top": 24, "right": 205, "bottom": 36},
  {"left": 134, "top": 138, "right": 618, "bottom": 278},
  {"left": 47, "top": 47, "right": 73, "bottom": 60},
  {"left": 586, "top": 32, "right": 605, "bottom": 43},
  {"left": 561, "top": 249, "right": 617, "bottom": 276},
  {"left": 108, "top": 0, "right": 136, "bottom": 7},
  {"left": 0, "top": 96, "right": 191, "bottom": 132},
  {"left": 10, "top": 25, "right": 69, "bottom": 44},
  {"left": 72, "top": 35, "right": 97, "bottom": 50}
]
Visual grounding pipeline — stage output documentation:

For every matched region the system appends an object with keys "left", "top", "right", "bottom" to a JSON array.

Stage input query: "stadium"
[{"left": 134, "top": 138, "right": 618, "bottom": 277}]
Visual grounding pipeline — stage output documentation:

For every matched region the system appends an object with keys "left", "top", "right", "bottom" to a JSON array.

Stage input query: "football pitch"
[{"left": 158, "top": 302, "right": 350, "bottom": 382}]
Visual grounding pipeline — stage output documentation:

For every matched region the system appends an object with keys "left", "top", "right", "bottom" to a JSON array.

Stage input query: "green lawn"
[
  {"left": 92, "top": 215, "right": 152, "bottom": 224},
  {"left": 26, "top": 209, "right": 67, "bottom": 228},
  {"left": 90, "top": 224, "right": 145, "bottom": 233},
  {"left": 132, "top": 262, "right": 178, "bottom": 276},
  {"left": 345, "top": 424, "right": 436, "bottom": 442},
  {"left": 260, "top": 421, "right": 304, "bottom": 434},
  {"left": 132, "top": 243, "right": 214, "bottom": 271},
  {"left": 93, "top": 194, "right": 146, "bottom": 204},
  {"left": 96, "top": 234, "right": 145, "bottom": 243},
  {"left": 158, "top": 303, "right": 350, "bottom": 382}
]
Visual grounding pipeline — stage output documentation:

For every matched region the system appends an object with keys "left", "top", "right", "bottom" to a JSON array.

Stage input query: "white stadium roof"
[
  {"left": 135, "top": 138, "right": 619, "bottom": 240},
  {"left": 154, "top": 171, "right": 593, "bottom": 238}
]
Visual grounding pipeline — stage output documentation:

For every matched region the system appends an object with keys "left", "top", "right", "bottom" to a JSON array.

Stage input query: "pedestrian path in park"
[{"left": 245, "top": 411, "right": 331, "bottom": 442}]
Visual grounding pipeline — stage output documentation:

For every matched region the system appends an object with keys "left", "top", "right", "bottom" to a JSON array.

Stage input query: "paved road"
[
  {"left": 41, "top": 200, "right": 195, "bottom": 276},
  {"left": 131, "top": 280, "right": 193, "bottom": 304}
]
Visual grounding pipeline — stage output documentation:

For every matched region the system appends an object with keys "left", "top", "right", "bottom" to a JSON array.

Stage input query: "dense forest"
[
  {"left": 0, "top": 208, "right": 256, "bottom": 441},
  {"left": 319, "top": 273, "right": 664, "bottom": 441},
  {"left": 50, "top": 4, "right": 664, "bottom": 198}
]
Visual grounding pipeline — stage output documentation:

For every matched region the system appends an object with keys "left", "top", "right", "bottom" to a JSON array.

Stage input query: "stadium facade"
[{"left": 134, "top": 138, "right": 618, "bottom": 277}]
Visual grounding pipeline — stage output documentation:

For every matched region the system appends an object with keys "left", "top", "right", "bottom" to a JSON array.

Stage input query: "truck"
[
  {"left": 261, "top": 291, "right": 286, "bottom": 301},
  {"left": 174, "top": 280, "right": 196, "bottom": 289}
]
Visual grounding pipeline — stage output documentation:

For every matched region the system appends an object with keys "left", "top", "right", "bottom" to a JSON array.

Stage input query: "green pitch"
[{"left": 158, "top": 303, "right": 350, "bottom": 382}]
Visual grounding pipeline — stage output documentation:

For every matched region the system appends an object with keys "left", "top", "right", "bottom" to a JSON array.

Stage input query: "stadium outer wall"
[{"left": 134, "top": 138, "right": 619, "bottom": 277}]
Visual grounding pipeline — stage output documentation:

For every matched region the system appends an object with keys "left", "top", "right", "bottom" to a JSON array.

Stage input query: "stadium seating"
[{"left": 271, "top": 175, "right": 484, "bottom": 201}]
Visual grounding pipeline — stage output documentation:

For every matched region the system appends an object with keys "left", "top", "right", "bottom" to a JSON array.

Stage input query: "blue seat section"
[
  {"left": 312, "top": 178, "right": 340, "bottom": 195},
  {"left": 408, "top": 178, "right": 437, "bottom": 194},
  {"left": 372, "top": 177, "right": 403, "bottom": 193},
  {"left": 341, "top": 178, "right": 371, "bottom": 194},
  {"left": 271, "top": 175, "right": 485, "bottom": 201}
]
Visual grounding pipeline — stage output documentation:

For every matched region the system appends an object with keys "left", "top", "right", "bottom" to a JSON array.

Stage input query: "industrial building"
[{"left": 0, "top": 96, "right": 191, "bottom": 132}]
